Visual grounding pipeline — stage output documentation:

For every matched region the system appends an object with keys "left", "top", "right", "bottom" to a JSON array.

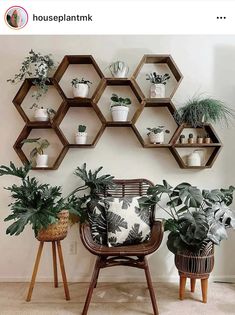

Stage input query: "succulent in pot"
[
  {"left": 179, "top": 134, "right": 186, "bottom": 144},
  {"left": 197, "top": 135, "right": 203, "bottom": 144},
  {"left": 204, "top": 134, "right": 211, "bottom": 144},
  {"left": 147, "top": 126, "right": 170, "bottom": 144},
  {"left": 109, "top": 61, "right": 129, "bottom": 78},
  {"left": 71, "top": 78, "right": 92, "bottom": 98},
  {"left": 110, "top": 93, "right": 131, "bottom": 122},
  {"left": 30, "top": 103, "right": 56, "bottom": 122},
  {"left": 7, "top": 49, "right": 56, "bottom": 101},
  {"left": 188, "top": 133, "right": 194, "bottom": 144},
  {"left": 146, "top": 72, "right": 170, "bottom": 98},
  {"left": 75, "top": 125, "right": 87, "bottom": 144},
  {"left": 21, "top": 137, "right": 50, "bottom": 168}
]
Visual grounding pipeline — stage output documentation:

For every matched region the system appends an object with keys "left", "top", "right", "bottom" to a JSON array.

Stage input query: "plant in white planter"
[
  {"left": 30, "top": 103, "right": 56, "bottom": 122},
  {"left": 146, "top": 72, "right": 170, "bottom": 98},
  {"left": 110, "top": 93, "right": 131, "bottom": 122},
  {"left": 7, "top": 49, "right": 56, "bottom": 101},
  {"left": 21, "top": 138, "right": 50, "bottom": 168},
  {"left": 147, "top": 126, "right": 170, "bottom": 144},
  {"left": 71, "top": 78, "right": 92, "bottom": 98},
  {"left": 109, "top": 61, "right": 129, "bottom": 78},
  {"left": 75, "top": 125, "right": 87, "bottom": 144}
]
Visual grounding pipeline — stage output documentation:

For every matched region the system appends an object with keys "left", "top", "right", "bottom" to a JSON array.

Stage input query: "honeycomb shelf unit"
[{"left": 11, "top": 54, "right": 223, "bottom": 170}]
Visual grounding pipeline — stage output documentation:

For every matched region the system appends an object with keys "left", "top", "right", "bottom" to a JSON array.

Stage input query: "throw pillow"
[{"left": 105, "top": 196, "right": 151, "bottom": 247}]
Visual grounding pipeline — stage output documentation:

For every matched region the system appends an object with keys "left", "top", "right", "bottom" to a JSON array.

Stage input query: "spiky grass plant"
[{"left": 174, "top": 97, "right": 235, "bottom": 127}]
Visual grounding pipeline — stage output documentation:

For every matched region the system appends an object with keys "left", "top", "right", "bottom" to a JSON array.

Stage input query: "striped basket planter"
[{"left": 175, "top": 241, "right": 214, "bottom": 278}]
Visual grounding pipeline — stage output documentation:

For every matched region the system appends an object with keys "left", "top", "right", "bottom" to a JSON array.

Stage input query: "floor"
[{"left": 0, "top": 282, "right": 234, "bottom": 315}]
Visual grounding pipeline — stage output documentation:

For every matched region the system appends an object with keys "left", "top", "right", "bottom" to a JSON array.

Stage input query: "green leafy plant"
[
  {"left": 146, "top": 72, "right": 170, "bottom": 85},
  {"left": 0, "top": 163, "right": 81, "bottom": 236},
  {"left": 174, "top": 96, "right": 235, "bottom": 127},
  {"left": 110, "top": 93, "right": 131, "bottom": 108},
  {"left": 71, "top": 78, "right": 92, "bottom": 88},
  {"left": 147, "top": 126, "right": 170, "bottom": 135},
  {"left": 139, "top": 181, "right": 235, "bottom": 254},
  {"left": 21, "top": 138, "right": 49, "bottom": 162},
  {"left": 7, "top": 49, "right": 56, "bottom": 101},
  {"left": 78, "top": 125, "right": 87, "bottom": 133}
]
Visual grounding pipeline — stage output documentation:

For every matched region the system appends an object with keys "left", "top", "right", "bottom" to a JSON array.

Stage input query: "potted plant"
[
  {"left": 7, "top": 49, "right": 56, "bottom": 101},
  {"left": 30, "top": 103, "right": 56, "bottom": 122},
  {"left": 147, "top": 126, "right": 170, "bottom": 144},
  {"left": 139, "top": 181, "right": 235, "bottom": 301},
  {"left": 0, "top": 162, "right": 82, "bottom": 240},
  {"left": 174, "top": 96, "right": 235, "bottom": 127},
  {"left": 188, "top": 133, "right": 194, "bottom": 144},
  {"left": 110, "top": 93, "right": 131, "bottom": 122},
  {"left": 109, "top": 61, "right": 129, "bottom": 78},
  {"left": 146, "top": 72, "right": 170, "bottom": 98},
  {"left": 75, "top": 125, "right": 87, "bottom": 144},
  {"left": 71, "top": 78, "right": 92, "bottom": 98},
  {"left": 21, "top": 138, "right": 50, "bottom": 168},
  {"left": 204, "top": 134, "right": 211, "bottom": 144},
  {"left": 179, "top": 134, "right": 186, "bottom": 144},
  {"left": 197, "top": 135, "right": 203, "bottom": 144}
]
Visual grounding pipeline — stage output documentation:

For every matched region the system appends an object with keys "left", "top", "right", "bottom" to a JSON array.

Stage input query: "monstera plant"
[{"left": 139, "top": 181, "right": 235, "bottom": 254}]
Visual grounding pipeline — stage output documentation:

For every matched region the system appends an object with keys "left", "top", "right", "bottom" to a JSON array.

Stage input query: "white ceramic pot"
[
  {"left": 111, "top": 106, "right": 129, "bottom": 122},
  {"left": 187, "top": 150, "right": 202, "bottom": 167},
  {"left": 149, "top": 131, "right": 164, "bottom": 144},
  {"left": 36, "top": 154, "right": 48, "bottom": 168},
  {"left": 34, "top": 108, "right": 49, "bottom": 121},
  {"left": 75, "top": 132, "right": 87, "bottom": 144},
  {"left": 73, "top": 84, "right": 89, "bottom": 98},
  {"left": 150, "top": 83, "right": 165, "bottom": 98}
]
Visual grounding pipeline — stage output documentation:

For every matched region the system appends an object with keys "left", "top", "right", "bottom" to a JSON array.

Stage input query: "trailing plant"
[
  {"left": 78, "top": 125, "right": 87, "bottom": 133},
  {"left": 71, "top": 78, "right": 92, "bottom": 87},
  {"left": 7, "top": 49, "right": 56, "bottom": 101},
  {"left": 110, "top": 93, "right": 131, "bottom": 108},
  {"left": 21, "top": 138, "right": 49, "bottom": 163},
  {"left": 147, "top": 126, "right": 170, "bottom": 135},
  {"left": 109, "top": 61, "right": 128, "bottom": 76},
  {"left": 174, "top": 96, "right": 235, "bottom": 127},
  {"left": 146, "top": 72, "right": 170, "bottom": 85},
  {"left": 138, "top": 181, "right": 235, "bottom": 254},
  {"left": 0, "top": 162, "right": 81, "bottom": 236}
]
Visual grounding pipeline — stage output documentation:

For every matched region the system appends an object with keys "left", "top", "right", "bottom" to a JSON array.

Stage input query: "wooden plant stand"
[
  {"left": 179, "top": 273, "right": 209, "bottom": 303},
  {"left": 26, "top": 240, "right": 70, "bottom": 302}
]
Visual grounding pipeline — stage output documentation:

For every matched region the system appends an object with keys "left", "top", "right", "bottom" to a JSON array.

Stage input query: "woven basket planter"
[
  {"left": 36, "top": 210, "right": 69, "bottom": 242},
  {"left": 175, "top": 241, "right": 214, "bottom": 278}
]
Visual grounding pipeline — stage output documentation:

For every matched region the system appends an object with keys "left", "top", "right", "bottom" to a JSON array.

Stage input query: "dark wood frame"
[{"left": 80, "top": 179, "right": 164, "bottom": 315}]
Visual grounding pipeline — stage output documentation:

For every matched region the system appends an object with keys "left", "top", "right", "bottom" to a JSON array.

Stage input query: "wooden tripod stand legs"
[
  {"left": 26, "top": 240, "right": 70, "bottom": 302},
  {"left": 179, "top": 276, "right": 208, "bottom": 303}
]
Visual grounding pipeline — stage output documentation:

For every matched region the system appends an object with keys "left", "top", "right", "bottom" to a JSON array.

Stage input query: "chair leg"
[
  {"left": 94, "top": 267, "right": 100, "bottom": 288},
  {"left": 52, "top": 241, "right": 58, "bottom": 288},
  {"left": 201, "top": 278, "right": 208, "bottom": 303},
  {"left": 26, "top": 241, "right": 44, "bottom": 302},
  {"left": 56, "top": 241, "right": 70, "bottom": 300},
  {"left": 179, "top": 276, "right": 187, "bottom": 300},
  {"left": 144, "top": 258, "right": 159, "bottom": 315},
  {"left": 82, "top": 257, "right": 101, "bottom": 315},
  {"left": 190, "top": 278, "right": 196, "bottom": 292}
]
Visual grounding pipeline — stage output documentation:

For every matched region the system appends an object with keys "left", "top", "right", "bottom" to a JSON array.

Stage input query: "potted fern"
[
  {"left": 147, "top": 126, "right": 170, "bottom": 144},
  {"left": 75, "top": 125, "right": 87, "bottom": 144},
  {"left": 110, "top": 93, "right": 131, "bottom": 121},
  {"left": 21, "top": 138, "right": 50, "bottom": 168},
  {"left": 71, "top": 78, "right": 92, "bottom": 98},
  {"left": 109, "top": 61, "right": 129, "bottom": 78},
  {"left": 146, "top": 72, "right": 170, "bottom": 98}
]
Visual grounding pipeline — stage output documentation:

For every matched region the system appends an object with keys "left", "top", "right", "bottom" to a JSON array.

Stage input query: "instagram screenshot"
[{"left": 0, "top": 1, "right": 235, "bottom": 314}]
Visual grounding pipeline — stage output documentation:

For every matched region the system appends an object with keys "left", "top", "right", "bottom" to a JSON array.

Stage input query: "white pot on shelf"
[
  {"left": 150, "top": 83, "right": 165, "bottom": 98},
  {"left": 75, "top": 132, "right": 87, "bottom": 144},
  {"left": 187, "top": 150, "right": 202, "bottom": 167},
  {"left": 36, "top": 154, "right": 48, "bottom": 168},
  {"left": 73, "top": 84, "right": 89, "bottom": 98},
  {"left": 34, "top": 108, "right": 49, "bottom": 121},
  {"left": 111, "top": 106, "right": 129, "bottom": 122},
  {"left": 149, "top": 131, "right": 164, "bottom": 144}
]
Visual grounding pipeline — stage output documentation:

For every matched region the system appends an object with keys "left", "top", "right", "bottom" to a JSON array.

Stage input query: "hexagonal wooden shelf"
[
  {"left": 132, "top": 54, "right": 183, "bottom": 101},
  {"left": 52, "top": 55, "right": 104, "bottom": 101},
  {"left": 170, "top": 124, "right": 223, "bottom": 169},
  {"left": 13, "top": 124, "right": 69, "bottom": 170}
]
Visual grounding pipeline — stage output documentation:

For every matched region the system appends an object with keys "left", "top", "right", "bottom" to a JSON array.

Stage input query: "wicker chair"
[{"left": 80, "top": 179, "right": 164, "bottom": 315}]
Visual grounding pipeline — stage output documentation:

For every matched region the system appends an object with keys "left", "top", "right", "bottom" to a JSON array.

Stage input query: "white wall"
[{"left": 0, "top": 35, "right": 235, "bottom": 282}]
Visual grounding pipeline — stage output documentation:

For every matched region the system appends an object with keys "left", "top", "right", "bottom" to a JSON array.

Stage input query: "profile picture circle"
[{"left": 5, "top": 6, "right": 28, "bottom": 29}]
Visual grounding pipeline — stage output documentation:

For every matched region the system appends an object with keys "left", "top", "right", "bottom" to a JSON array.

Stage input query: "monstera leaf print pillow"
[{"left": 105, "top": 196, "right": 151, "bottom": 247}]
